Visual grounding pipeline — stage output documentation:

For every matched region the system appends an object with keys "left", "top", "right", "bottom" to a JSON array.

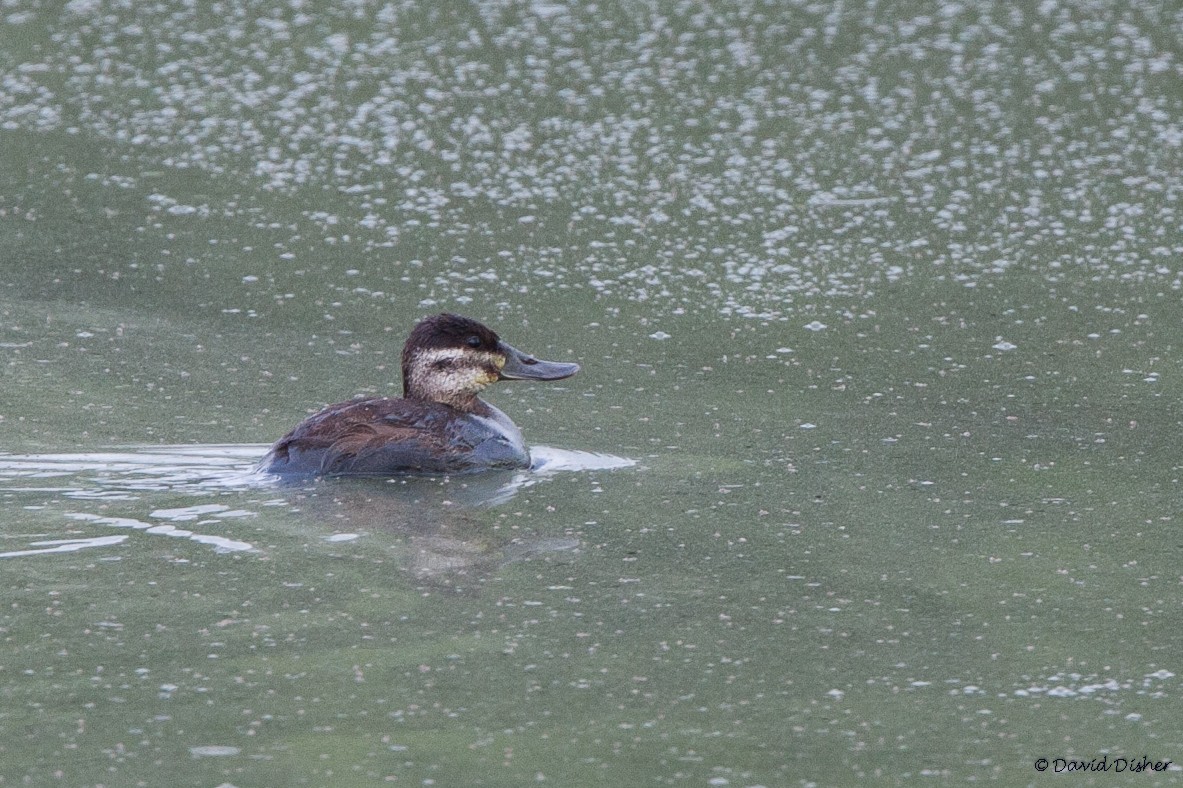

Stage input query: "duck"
[{"left": 259, "top": 313, "right": 580, "bottom": 476}]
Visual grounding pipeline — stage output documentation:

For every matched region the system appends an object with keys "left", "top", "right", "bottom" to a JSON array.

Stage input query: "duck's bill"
[{"left": 498, "top": 342, "right": 580, "bottom": 381}]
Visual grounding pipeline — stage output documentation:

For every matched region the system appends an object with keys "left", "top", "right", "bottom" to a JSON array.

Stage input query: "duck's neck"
[
  {"left": 439, "top": 392, "right": 491, "bottom": 415},
  {"left": 405, "top": 386, "right": 490, "bottom": 415}
]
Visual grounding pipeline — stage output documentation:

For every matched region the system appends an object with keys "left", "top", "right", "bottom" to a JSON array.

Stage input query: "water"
[{"left": 2, "top": 0, "right": 1182, "bottom": 784}]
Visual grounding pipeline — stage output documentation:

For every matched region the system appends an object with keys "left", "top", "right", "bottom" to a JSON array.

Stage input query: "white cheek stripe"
[
  {"left": 412, "top": 348, "right": 502, "bottom": 368},
  {"left": 414, "top": 348, "right": 466, "bottom": 366}
]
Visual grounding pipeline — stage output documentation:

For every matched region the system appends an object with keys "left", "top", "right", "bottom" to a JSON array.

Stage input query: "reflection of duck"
[{"left": 260, "top": 313, "right": 579, "bottom": 476}]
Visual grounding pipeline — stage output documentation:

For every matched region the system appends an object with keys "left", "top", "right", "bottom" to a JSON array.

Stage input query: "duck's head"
[{"left": 401, "top": 313, "right": 580, "bottom": 411}]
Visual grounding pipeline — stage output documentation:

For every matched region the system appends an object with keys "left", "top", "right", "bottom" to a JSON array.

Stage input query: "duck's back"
[{"left": 259, "top": 397, "right": 530, "bottom": 476}]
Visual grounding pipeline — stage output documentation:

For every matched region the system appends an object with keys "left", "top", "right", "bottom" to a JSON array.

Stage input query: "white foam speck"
[{"left": 189, "top": 745, "right": 241, "bottom": 758}]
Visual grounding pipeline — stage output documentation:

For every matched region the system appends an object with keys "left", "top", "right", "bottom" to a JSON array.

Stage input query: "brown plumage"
[{"left": 259, "top": 313, "right": 580, "bottom": 476}]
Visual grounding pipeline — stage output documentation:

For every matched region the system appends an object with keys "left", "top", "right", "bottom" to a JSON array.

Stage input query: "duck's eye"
[{"left": 466, "top": 336, "right": 482, "bottom": 348}]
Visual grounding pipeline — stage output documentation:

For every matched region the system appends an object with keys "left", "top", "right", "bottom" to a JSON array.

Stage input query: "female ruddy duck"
[{"left": 260, "top": 313, "right": 579, "bottom": 476}]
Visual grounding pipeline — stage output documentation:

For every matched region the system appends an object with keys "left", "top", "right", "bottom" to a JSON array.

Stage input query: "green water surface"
[{"left": 1, "top": 0, "right": 1181, "bottom": 785}]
